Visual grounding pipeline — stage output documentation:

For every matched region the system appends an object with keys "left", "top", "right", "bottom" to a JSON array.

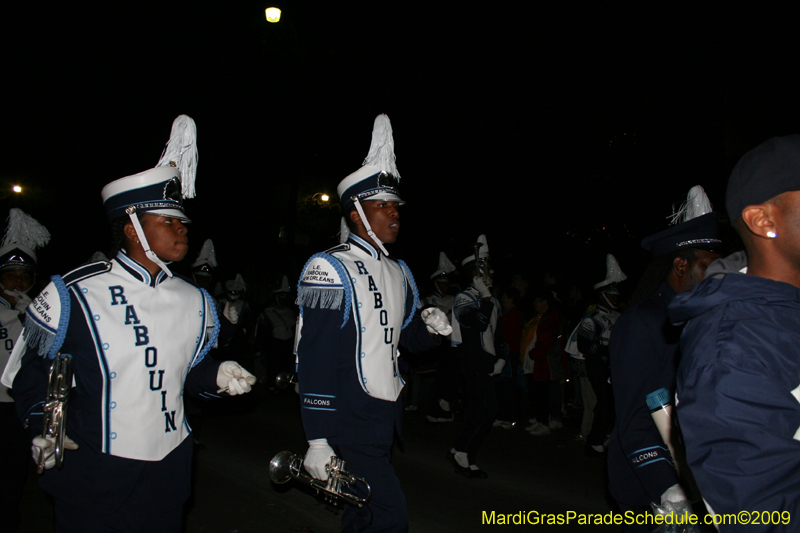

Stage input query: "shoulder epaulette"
[
  {"left": 325, "top": 243, "right": 350, "bottom": 255},
  {"left": 297, "top": 252, "right": 351, "bottom": 328},
  {"left": 61, "top": 261, "right": 112, "bottom": 286}
]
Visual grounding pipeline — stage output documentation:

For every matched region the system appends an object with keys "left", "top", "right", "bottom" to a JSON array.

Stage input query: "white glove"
[
  {"left": 656, "top": 484, "right": 691, "bottom": 525},
  {"left": 304, "top": 438, "right": 335, "bottom": 481},
  {"left": 216, "top": 361, "right": 256, "bottom": 395},
  {"left": 6, "top": 290, "right": 31, "bottom": 313},
  {"left": 223, "top": 301, "right": 239, "bottom": 324},
  {"left": 489, "top": 359, "right": 506, "bottom": 376},
  {"left": 421, "top": 308, "right": 453, "bottom": 336},
  {"left": 32, "top": 434, "right": 79, "bottom": 470},
  {"left": 661, "top": 483, "right": 688, "bottom": 505},
  {"left": 473, "top": 276, "right": 492, "bottom": 299}
]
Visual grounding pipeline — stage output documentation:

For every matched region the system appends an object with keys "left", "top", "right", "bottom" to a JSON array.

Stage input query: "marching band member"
[
  {"left": 448, "top": 236, "right": 505, "bottom": 477},
  {"left": 2, "top": 115, "right": 255, "bottom": 532},
  {"left": 295, "top": 114, "right": 451, "bottom": 532},
  {"left": 607, "top": 186, "right": 722, "bottom": 530},
  {"left": 0, "top": 208, "right": 49, "bottom": 532}
]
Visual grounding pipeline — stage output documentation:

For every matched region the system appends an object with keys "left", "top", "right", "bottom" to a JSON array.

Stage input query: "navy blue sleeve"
[
  {"left": 183, "top": 356, "right": 222, "bottom": 399},
  {"left": 454, "top": 295, "right": 495, "bottom": 332},
  {"left": 296, "top": 305, "right": 344, "bottom": 441},
  {"left": 678, "top": 313, "right": 800, "bottom": 530},
  {"left": 12, "top": 343, "right": 49, "bottom": 436},
  {"left": 609, "top": 304, "right": 680, "bottom": 502},
  {"left": 399, "top": 309, "right": 437, "bottom": 353}
]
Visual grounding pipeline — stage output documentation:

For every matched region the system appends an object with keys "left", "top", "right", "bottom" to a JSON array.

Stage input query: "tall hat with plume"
[
  {"left": 192, "top": 239, "right": 217, "bottom": 278},
  {"left": 0, "top": 209, "right": 51, "bottom": 272},
  {"left": 461, "top": 235, "right": 489, "bottom": 269},
  {"left": 594, "top": 254, "right": 627, "bottom": 293},
  {"left": 273, "top": 275, "right": 291, "bottom": 294},
  {"left": 430, "top": 252, "right": 456, "bottom": 280},
  {"left": 641, "top": 185, "right": 722, "bottom": 257},
  {"left": 336, "top": 114, "right": 404, "bottom": 255},
  {"left": 224, "top": 273, "right": 246, "bottom": 299},
  {"left": 100, "top": 115, "right": 199, "bottom": 276}
]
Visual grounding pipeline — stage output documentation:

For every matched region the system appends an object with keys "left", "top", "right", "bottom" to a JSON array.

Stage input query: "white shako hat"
[
  {"left": 593, "top": 254, "right": 627, "bottom": 293},
  {"left": 0, "top": 208, "right": 51, "bottom": 272},
  {"left": 461, "top": 235, "right": 489, "bottom": 270},
  {"left": 430, "top": 252, "right": 456, "bottom": 280},
  {"left": 191, "top": 238, "right": 217, "bottom": 278},
  {"left": 100, "top": 115, "right": 199, "bottom": 277},
  {"left": 274, "top": 275, "right": 291, "bottom": 294},
  {"left": 224, "top": 273, "right": 246, "bottom": 298},
  {"left": 336, "top": 114, "right": 403, "bottom": 255}
]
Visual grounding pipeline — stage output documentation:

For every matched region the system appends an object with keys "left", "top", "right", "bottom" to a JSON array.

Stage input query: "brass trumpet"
[
  {"left": 473, "top": 241, "right": 491, "bottom": 288},
  {"left": 269, "top": 450, "right": 372, "bottom": 507},
  {"left": 38, "top": 354, "right": 73, "bottom": 473}
]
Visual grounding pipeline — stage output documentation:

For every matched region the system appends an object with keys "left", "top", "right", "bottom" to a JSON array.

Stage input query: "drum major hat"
[
  {"left": 430, "top": 252, "right": 456, "bottom": 281},
  {"left": 191, "top": 239, "right": 217, "bottom": 278},
  {"left": 101, "top": 115, "right": 198, "bottom": 223},
  {"left": 641, "top": 186, "right": 722, "bottom": 257},
  {"left": 0, "top": 209, "right": 50, "bottom": 272},
  {"left": 337, "top": 114, "right": 404, "bottom": 212},
  {"left": 100, "top": 115, "right": 199, "bottom": 277},
  {"left": 593, "top": 254, "right": 627, "bottom": 293}
]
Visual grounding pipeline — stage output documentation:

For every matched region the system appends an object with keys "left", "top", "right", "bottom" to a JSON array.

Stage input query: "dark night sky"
[{"left": 3, "top": 3, "right": 800, "bottom": 289}]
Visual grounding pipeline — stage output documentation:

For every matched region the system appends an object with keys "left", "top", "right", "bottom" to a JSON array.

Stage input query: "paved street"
[{"left": 19, "top": 385, "right": 619, "bottom": 532}]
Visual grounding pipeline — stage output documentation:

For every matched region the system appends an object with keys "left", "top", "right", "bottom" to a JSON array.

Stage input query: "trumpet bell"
[
  {"left": 269, "top": 450, "right": 296, "bottom": 484},
  {"left": 268, "top": 450, "right": 372, "bottom": 508}
]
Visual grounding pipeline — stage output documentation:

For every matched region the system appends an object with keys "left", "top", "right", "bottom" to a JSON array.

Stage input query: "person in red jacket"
[{"left": 522, "top": 289, "right": 563, "bottom": 436}]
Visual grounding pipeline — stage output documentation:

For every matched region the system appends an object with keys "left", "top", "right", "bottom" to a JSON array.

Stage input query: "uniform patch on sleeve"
[
  {"left": 296, "top": 253, "right": 351, "bottom": 328},
  {"left": 23, "top": 276, "right": 70, "bottom": 358}
]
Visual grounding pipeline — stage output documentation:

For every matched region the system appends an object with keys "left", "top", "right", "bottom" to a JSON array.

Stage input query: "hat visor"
[
  {"left": 142, "top": 208, "right": 192, "bottom": 223},
  {"left": 363, "top": 192, "right": 405, "bottom": 205}
]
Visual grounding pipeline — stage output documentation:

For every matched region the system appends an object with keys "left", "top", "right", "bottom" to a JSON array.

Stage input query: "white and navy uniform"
[
  {"left": 450, "top": 285, "right": 503, "bottom": 464},
  {"left": 566, "top": 303, "right": 619, "bottom": 448},
  {"left": 0, "top": 298, "right": 24, "bottom": 403},
  {"left": 5, "top": 251, "right": 222, "bottom": 518},
  {"left": 295, "top": 234, "right": 434, "bottom": 531}
]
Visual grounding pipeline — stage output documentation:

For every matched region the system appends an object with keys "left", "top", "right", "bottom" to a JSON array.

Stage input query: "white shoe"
[
  {"left": 527, "top": 421, "right": 552, "bottom": 436},
  {"left": 549, "top": 419, "right": 563, "bottom": 429}
]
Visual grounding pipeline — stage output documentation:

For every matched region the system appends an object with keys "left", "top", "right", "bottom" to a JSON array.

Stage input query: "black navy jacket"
[
  {"left": 670, "top": 252, "right": 800, "bottom": 530},
  {"left": 607, "top": 282, "right": 681, "bottom": 507}
]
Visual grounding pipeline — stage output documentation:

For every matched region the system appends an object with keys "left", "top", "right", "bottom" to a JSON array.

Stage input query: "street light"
[
  {"left": 265, "top": 7, "right": 281, "bottom": 23},
  {"left": 312, "top": 192, "right": 330, "bottom": 204},
  {"left": 1, "top": 185, "right": 22, "bottom": 199}
]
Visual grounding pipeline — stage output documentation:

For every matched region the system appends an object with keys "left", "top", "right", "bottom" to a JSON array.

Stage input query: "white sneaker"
[
  {"left": 549, "top": 419, "right": 563, "bottom": 429},
  {"left": 527, "top": 421, "right": 552, "bottom": 436}
]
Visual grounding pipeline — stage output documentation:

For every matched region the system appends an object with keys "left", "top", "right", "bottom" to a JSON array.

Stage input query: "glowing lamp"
[{"left": 265, "top": 7, "right": 281, "bottom": 23}]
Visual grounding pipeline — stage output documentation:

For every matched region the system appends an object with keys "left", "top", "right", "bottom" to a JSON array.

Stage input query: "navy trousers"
[{"left": 334, "top": 442, "right": 408, "bottom": 533}]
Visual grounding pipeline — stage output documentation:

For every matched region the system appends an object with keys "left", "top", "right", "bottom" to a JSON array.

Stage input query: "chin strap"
[
  {"left": 126, "top": 210, "right": 173, "bottom": 277},
  {"left": 353, "top": 197, "right": 389, "bottom": 256},
  {"left": 601, "top": 292, "right": 617, "bottom": 310}
]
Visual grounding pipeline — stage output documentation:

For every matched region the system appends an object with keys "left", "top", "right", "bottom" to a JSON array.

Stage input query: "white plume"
[
  {"left": 2, "top": 208, "right": 50, "bottom": 249},
  {"left": 362, "top": 114, "right": 400, "bottom": 179},
  {"left": 669, "top": 185, "right": 712, "bottom": 225},
  {"left": 157, "top": 115, "right": 198, "bottom": 199}
]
